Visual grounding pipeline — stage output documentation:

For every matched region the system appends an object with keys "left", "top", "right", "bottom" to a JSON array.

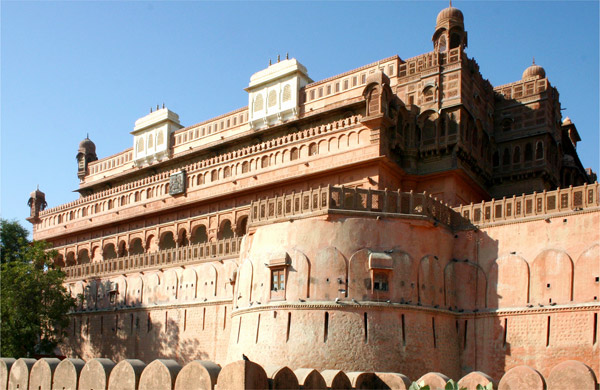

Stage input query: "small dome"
[
  {"left": 78, "top": 137, "right": 96, "bottom": 154},
  {"left": 522, "top": 61, "right": 546, "bottom": 80},
  {"left": 436, "top": 5, "right": 464, "bottom": 26},
  {"left": 562, "top": 117, "right": 573, "bottom": 126},
  {"left": 30, "top": 188, "right": 45, "bottom": 198}
]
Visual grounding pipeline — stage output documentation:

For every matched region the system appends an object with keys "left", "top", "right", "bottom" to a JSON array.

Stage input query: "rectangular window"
[
  {"left": 373, "top": 272, "right": 389, "bottom": 291},
  {"left": 271, "top": 267, "right": 286, "bottom": 299}
]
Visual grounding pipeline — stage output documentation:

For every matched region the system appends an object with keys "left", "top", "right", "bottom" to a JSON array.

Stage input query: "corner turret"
[
  {"left": 26, "top": 187, "right": 47, "bottom": 223},
  {"left": 433, "top": 2, "right": 467, "bottom": 52},
  {"left": 76, "top": 136, "right": 98, "bottom": 179}
]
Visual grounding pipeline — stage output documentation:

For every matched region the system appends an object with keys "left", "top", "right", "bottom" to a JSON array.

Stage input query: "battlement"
[{"left": 2, "top": 356, "right": 597, "bottom": 390}]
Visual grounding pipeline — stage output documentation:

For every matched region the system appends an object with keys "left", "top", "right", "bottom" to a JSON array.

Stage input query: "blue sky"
[{"left": 2, "top": 1, "right": 598, "bottom": 234}]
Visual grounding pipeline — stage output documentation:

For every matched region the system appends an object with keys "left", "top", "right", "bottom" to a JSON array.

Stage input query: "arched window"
[
  {"left": 148, "top": 134, "right": 154, "bottom": 148},
  {"left": 129, "top": 238, "right": 144, "bottom": 255},
  {"left": 211, "top": 170, "right": 217, "bottom": 182},
  {"left": 261, "top": 156, "right": 270, "bottom": 168},
  {"left": 147, "top": 188, "right": 153, "bottom": 199},
  {"left": 502, "top": 148, "right": 510, "bottom": 166},
  {"left": 502, "top": 119, "right": 512, "bottom": 132},
  {"left": 117, "top": 241, "right": 128, "bottom": 257},
  {"left": 103, "top": 244, "right": 117, "bottom": 260},
  {"left": 218, "top": 220, "right": 234, "bottom": 240},
  {"left": 134, "top": 192, "right": 140, "bottom": 202},
  {"left": 438, "top": 34, "right": 447, "bottom": 52},
  {"left": 236, "top": 216, "right": 248, "bottom": 236},
  {"left": 191, "top": 225, "right": 208, "bottom": 244},
  {"left": 513, "top": 146, "right": 521, "bottom": 164},
  {"left": 78, "top": 249, "right": 90, "bottom": 265},
  {"left": 223, "top": 166, "right": 231, "bottom": 178},
  {"left": 196, "top": 175, "right": 204, "bottom": 186},
  {"left": 66, "top": 252, "right": 76, "bottom": 267},
  {"left": 450, "top": 32, "right": 462, "bottom": 49},
  {"left": 282, "top": 85, "right": 292, "bottom": 102},
  {"left": 308, "top": 143, "right": 317, "bottom": 156},
  {"left": 422, "top": 115, "right": 436, "bottom": 141},
  {"left": 254, "top": 94, "right": 264, "bottom": 112},
  {"left": 423, "top": 87, "right": 434, "bottom": 103},
  {"left": 535, "top": 141, "right": 544, "bottom": 160},
  {"left": 159, "top": 232, "right": 176, "bottom": 250},
  {"left": 242, "top": 161, "right": 249, "bottom": 173},
  {"left": 268, "top": 90, "right": 277, "bottom": 107},
  {"left": 524, "top": 143, "right": 533, "bottom": 161},
  {"left": 178, "top": 229, "right": 189, "bottom": 246},
  {"left": 290, "top": 147, "right": 299, "bottom": 161},
  {"left": 55, "top": 254, "right": 65, "bottom": 268},
  {"left": 137, "top": 138, "right": 144, "bottom": 153},
  {"left": 107, "top": 200, "right": 113, "bottom": 210},
  {"left": 157, "top": 130, "right": 164, "bottom": 146}
]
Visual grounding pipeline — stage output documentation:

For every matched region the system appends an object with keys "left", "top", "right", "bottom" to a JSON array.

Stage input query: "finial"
[
  {"left": 37, "top": 184, "right": 39, "bottom": 191},
  {"left": 277, "top": 54, "right": 280, "bottom": 63},
  {"left": 269, "top": 58, "right": 272, "bottom": 66},
  {"left": 449, "top": 0, "right": 452, "bottom": 7},
  {"left": 162, "top": 102, "right": 165, "bottom": 109},
  {"left": 532, "top": 56, "right": 536, "bottom": 65},
  {"left": 286, "top": 52, "right": 289, "bottom": 60},
  {"left": 150, "top": 107, "right": 153, "bottom": 113},
  {"left": 86, "top": 132, "right": 89, "bottom": 139},
  {"left": 156, "top": 104, "right": 159, "bottom": 111}
]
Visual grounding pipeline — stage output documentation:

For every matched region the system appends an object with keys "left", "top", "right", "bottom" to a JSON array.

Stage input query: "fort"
[{"left": 18, "top": 3, "right": 599, "bottom": 388}]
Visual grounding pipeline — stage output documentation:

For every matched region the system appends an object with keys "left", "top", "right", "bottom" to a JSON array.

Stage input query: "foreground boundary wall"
[{"left": 2, "top": 356, "right": 597, "bottom": 390}]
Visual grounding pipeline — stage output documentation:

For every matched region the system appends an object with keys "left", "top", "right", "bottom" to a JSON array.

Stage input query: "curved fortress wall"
[{"left": 58, "top": 196, "right": 599, "bottom": 382}]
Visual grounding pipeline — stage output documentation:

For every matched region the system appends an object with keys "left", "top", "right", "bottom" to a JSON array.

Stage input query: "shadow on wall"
[
  {"left": 449, "top": 230, "right": 505, "bottom": 381},
  {"left": 63, "top": 278, "right": 210, "bottom": 364}
]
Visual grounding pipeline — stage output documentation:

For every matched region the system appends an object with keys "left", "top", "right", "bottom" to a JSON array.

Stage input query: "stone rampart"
[{"left": 1, "top": 357, "right": 596, "bottom": 390}]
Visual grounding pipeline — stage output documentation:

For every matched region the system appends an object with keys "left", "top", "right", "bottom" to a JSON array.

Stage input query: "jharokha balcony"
[{"left": 63, "top": 237, "right": 243, "bottom": 281}]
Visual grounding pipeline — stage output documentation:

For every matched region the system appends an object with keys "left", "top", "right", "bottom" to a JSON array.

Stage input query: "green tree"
[
  {"left": 1, "top": 219, "right": 75, "bottom": 357},
  {"left": 1, "top": 219, "right": 30, "bottom": 264}
]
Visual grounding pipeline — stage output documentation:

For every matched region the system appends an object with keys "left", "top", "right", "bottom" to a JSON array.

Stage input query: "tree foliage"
[{"left": 0, "top": 219, "right": 75, "bottom": 357}]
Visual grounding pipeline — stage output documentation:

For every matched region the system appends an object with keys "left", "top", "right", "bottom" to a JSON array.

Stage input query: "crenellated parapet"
[{"left": 2, "top": 356, "right": 597, "bottom": 390}]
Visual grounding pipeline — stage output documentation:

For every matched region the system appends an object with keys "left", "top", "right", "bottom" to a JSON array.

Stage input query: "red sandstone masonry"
[{"left": 2, "top": 357, "right": 596, "bottom": 390}]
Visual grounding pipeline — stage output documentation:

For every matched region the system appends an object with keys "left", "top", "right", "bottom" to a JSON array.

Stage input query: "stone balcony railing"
[
  {"left": 454, "top": 182, "right": 599, "bottom": 227},
  {"left": 63, "top": 237, "right": 243, "bottom": 281},
  {"left": 249, "top": 186, "right": 455, "bottom": 227},
  {"left": 250, "top": 183, "right": 599, "bottom": 230}
]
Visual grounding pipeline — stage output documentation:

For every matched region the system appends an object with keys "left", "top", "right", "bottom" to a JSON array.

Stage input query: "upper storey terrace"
[{"left": 29, "top": 4, "right": 594, "bottom": 237}]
